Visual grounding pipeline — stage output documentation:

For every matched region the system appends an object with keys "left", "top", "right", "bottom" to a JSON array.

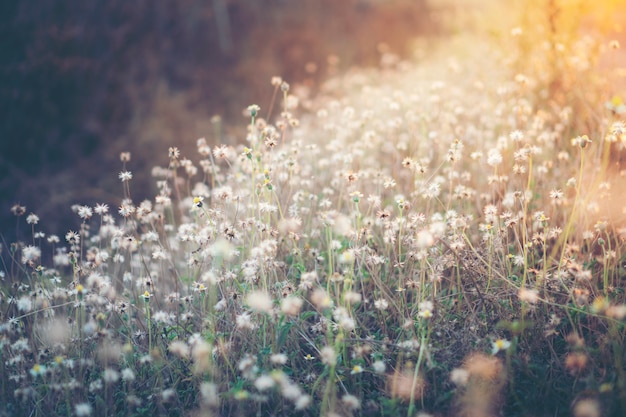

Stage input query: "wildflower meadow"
[{"left": 2, "top": 1, "right": 626, "bottom": 416}]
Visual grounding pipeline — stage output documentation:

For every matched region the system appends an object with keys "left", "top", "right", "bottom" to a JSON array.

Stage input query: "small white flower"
[
  {"left": 294, "top": 394, "right": 311, "bottom": 410},
  {"left": 254, "top": 374, "right": 275, "bottom": 391},
  {"left": 161, "top": 388, "right": 176, "bottom": 402},
  {"left": 75, "top": 402, "right": 93, "bottom": 417},
  {"left": 509, "top": 130, "right": 524, "bottom": 142},
  {"left": 102, "top": 368, "right": 119, "bottom": 384},
  {"left": 491, "top": 338, "right": 511, "bottom": 354},
  {"left": 418, "top": 301, "right": 434, "bottom": 319},
  {"left": 320, "top": 346, "right": 337, "bottom": 366},
  {"left": 118, "top": 171, "right": 133, "bottom": 182},
  {"left": 342, "top": 394, "right": 361, "bottom": 410},
  {"left": 236, "top": 312, "right": 256, "bottom": 330},
  {"left": 168, "top": 341, "right": 190, "bottom": 359},
  {"left": 77, "top": 205, "right": 93, "bottom": 220},
  {"left": 518, "top": 288, "right": 539, "bottom": 304},
  {"left": 152, "top": 248, "right": 168, "bottom": 260},
  {"left": 350, "top": 364, "right": 363, "bottom": 375},
  {"left": 270, "top": 353, "right": 288, "bottom": 365},
  {"left": 280, "top": 296, "right": 303, "bottom": 316},
  {"left": 21, "top": 245, "right": 41, "bottom": 264},
  {"left": 374, "top": 298, "right": 389, "bottom": 311},
  {"left": 26, "top": 213, "right": 39, "bottom": 224},
  {"left": 487, "top": 149, "right": 503, "bottom": 167},
  {"left": 449, "top": 368, "right": 470, "bottom": 386},
  {"left": 17, "top": 296, "right": 32, "bottom": 313},
  {"left": 121, "top": 368, "right": 135, "bottom": 382},
  {"left": 246, "top": 290, "right": 273, "bottom": 313},
  {"left": 94, "top": 203, "right": 109, "bottom": 215},
  {"left": 338, "top": 249, "right": 355, "bottom": 264},
  {"left": 372, "top": 360, "right": 386, "bottom": 374},
  {"left": 416, "top": 229, "right": 435, "bottom": 248}
]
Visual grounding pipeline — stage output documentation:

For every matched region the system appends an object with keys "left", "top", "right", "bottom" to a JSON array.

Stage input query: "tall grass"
[{"left": 2, "top": 2, "right": 626, "bottom": 416}]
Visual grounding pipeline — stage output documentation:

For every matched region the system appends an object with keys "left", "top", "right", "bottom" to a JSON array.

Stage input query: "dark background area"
[{"left": 0, "top": 0, "right": 438, "bottom": 242}]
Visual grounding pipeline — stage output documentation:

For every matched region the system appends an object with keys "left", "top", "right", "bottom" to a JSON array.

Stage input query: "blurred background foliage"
[
  {"left": 0, "top": 0, "right": 437, "bottom": 240},
  {"left": 3, "top": 0, "right": 624, "bottom": 243}
]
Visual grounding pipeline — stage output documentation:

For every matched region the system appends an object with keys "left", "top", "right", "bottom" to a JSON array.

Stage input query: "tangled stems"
[
  {"left": 75, "top": 285, "right": 85, "bottom": 358},
  {"left": 554, "top": 138, "right": 588, "bottom": 281},
  {"left": 407, "top": 316, "right": 432, "bottom": 417},
  {"left": 608, "top": 320, "right": 626, "bottom": 410},
  {"left": 143, "top": 292, "right": 153, "bottom": 354},
  {"left": 320, "top": 347, "right": 339, "bottom": 416}
]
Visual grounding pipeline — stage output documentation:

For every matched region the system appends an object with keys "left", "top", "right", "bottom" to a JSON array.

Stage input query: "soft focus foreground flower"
[
  {"left": 518, "top": 288, "right": 539, "bottom": 304},
  {"left": 21, "top": 245, "right": 41, "bottom": 264},
  {"left": 342, "top": 394, "right": 361, "bottom": 410},
  {"left": 449, "top": 368, "right": 470, "bottom": 386},
  {"left": 320, "top": 346, "right": 337, "bottom": 366},
  {"left": 416, "top": 229, "right": 435, "bottom": 248},
  {"left": 372, "top": 360, "right": 386, "bottom": 374},
  {"left": 388, "top": 370, "right": 426, "bottom": 401},
  {"left": 573, "top": 398, "right": 601, "bottom": 417},
  {"left": 374, "top": 298, "right": 389, "bottom": 311},
  {"left": 168, "top": 341, "right": 190, "bottom": 359},
  {"left": 310, "top": 289, "right": 332, "bottom": 309},
  {"left": 280, "top": 296, "right": 303, "bottom": 316},
  {"left": 121, "top": 368, "right": 136, "bottom": 382},
  {"left": 246, "top": 290, "right": 273, "bottom": 313},
  {"left": 75, "top": 403, "right": 93, "bottom": 417},
  {"left": 270, "top": 353, "right": 288, "bottom": 365},
  {"left": 487, "top": 149, "right": 503, "bottom": 166},
  {"left": 254, "top": 374, "right": 275, "bottom": 391}
]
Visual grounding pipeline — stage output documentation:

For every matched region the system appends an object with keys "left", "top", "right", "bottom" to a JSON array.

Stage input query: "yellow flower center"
[{"left": 611, "top": 95, "right": 623, "bottom": 107}]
